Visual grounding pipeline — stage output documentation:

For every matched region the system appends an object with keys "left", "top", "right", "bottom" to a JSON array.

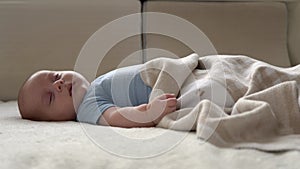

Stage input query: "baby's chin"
[{"left": 71, "top": 79, "right": 90, "bottom": 113}]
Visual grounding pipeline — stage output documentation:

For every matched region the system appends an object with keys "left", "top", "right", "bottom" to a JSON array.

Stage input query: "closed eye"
[
  {"left": 53, "top": 73, "right": 61, "bottom": 82},
  {"left": 49, "top": 92, "right": 54, "bottom": 104}
]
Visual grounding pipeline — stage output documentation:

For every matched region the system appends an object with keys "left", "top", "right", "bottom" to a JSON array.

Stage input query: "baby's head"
[{"left": 18, "top": 70, "right": 90, "bottom": 121}]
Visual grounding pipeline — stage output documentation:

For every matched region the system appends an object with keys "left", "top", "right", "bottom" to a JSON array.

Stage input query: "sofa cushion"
[
  {"left": 288, "top": 2, "right": 300, "bottom": 66},
  {"left": 144, "top": 1, "right": 290, "bottom": 67}
]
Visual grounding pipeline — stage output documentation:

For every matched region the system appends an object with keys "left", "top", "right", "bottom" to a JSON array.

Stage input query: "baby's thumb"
[{"left": 159, "top": 93, "right": 175, "bottom": 100}]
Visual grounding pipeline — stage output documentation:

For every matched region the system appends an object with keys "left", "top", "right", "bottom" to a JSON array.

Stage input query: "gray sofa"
[{"left": 0, "top": 0, "right": 299, "bottom": 101}]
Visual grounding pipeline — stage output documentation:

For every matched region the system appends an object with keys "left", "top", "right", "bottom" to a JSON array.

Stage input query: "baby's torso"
[
  {"left": 92, "top": 64, "right": 152, "bottom": 107},
  {"left": 76, "top": 64, "right": 152, "bottom": 124}
]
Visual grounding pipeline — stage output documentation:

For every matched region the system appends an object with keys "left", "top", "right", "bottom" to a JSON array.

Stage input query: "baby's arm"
[{"left": 98, "top": 94, "right": 177, "bottom": 128}]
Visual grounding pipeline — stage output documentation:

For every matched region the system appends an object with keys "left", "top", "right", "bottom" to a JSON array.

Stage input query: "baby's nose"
[{"left": 53, "top": 79, "right": 64, "bottom": 92}]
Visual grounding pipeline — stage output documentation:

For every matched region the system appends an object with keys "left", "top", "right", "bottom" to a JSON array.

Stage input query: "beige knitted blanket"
[{"left": 140, "top": 53, "right": 300, "bottom": 151}]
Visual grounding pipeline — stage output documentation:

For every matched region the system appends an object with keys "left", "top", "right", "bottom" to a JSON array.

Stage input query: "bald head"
[
  {"left": 18, "top": 79, "right": 40, "bottom": 120},
  {"left": 17, "top": 70, "right": 90, "bottom": 121}
]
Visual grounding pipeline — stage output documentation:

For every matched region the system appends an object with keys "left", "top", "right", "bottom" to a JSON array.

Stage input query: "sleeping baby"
[{"left": 17, "top": 65, "right": 179, "bottom": 128}]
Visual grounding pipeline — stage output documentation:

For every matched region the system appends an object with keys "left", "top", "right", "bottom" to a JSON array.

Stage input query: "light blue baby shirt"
[{"left": 76, "top": 64, "right": 152, "bottom": 125}]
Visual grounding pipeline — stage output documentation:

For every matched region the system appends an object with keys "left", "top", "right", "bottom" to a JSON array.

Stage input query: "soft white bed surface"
[{"left": 1, "top": 101, "right": 300, "bottom": 169}]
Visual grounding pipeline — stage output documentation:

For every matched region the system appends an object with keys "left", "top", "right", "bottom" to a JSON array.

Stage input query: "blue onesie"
[{"left": 76, "top": 64, "right": 152, "bottom": 125}]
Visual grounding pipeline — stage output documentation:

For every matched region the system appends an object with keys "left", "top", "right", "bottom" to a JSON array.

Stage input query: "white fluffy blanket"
[{"left": 140, "top": 54, "right": 300, "bottom": 151}]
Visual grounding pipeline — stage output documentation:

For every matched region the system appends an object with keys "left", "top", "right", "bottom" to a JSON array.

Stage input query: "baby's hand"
[{"left": 146, "top": 93, "right": 177, "bottom": 125}]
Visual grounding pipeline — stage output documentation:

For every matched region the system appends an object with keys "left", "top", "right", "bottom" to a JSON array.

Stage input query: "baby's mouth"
[
  {"left": 70, "top": 86, "right": 72, "bottom": 96},
  {"left": 68, "top": 84, "right": 72, "bottom": 97}
]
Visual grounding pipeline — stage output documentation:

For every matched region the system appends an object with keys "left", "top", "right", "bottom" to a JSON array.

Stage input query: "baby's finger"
[
  {"left": 166, "top": 104, "right": 177, "bottom": 113},
  {"left": 158, "top": 93, "right": 176, "bottom": 100},
  {"left": 165, "top": 93, "right": 176, "bottom": 98},
  {"left": 166, "top": 98, "right": 177, "bottom": 107}
]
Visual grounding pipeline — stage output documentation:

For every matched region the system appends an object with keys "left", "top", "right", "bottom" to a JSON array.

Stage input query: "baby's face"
[{"left": 18, "top": 70, "right": 90, "bottom": 121}]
